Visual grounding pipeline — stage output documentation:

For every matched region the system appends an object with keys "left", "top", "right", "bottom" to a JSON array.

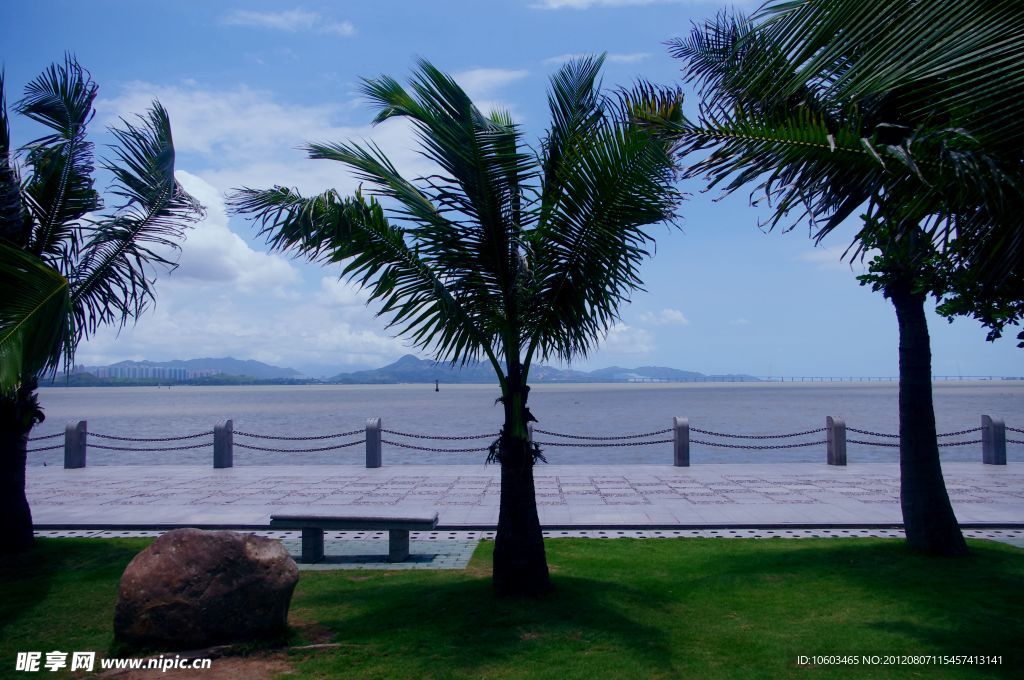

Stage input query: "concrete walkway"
[{"left": 27, "top": 462, "right": 1023, "bottom": 529}]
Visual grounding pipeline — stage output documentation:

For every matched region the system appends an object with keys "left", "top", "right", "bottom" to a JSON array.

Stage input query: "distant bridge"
[{"left": 622, "top": 376, "right": 1023, "bottom": 383}]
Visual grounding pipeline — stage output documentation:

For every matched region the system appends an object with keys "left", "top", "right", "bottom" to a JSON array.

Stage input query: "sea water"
[{"left": 28, "top": 381, "right": 1024, "bottom": 466}]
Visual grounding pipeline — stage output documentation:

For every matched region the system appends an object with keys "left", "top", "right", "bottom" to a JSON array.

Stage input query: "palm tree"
[
  {"left": 231, "top": 56, "right": 683, "bottom": 596},
  {"left": 658, "top": 0, "right": 1024, "bottom": 556},
  {"left": 0, "top": 57, "right": 202, "bottom": 553}
]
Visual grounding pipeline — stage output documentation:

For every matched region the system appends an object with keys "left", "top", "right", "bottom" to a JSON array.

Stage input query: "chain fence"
[
  {"left": 534, "top": 438, "right": 674, "bottom": 448},
  {"left": 90, "top": 442, "right": 212, "bottom": 452},
  {"left": 25, "top": 444, "right": 63, "bottom": 452},
  {"left": 381, "top": 439, "right": 489, "bottom": 453},
  {"left": 25, "top": 421, "right": 1021, "bottom": 456},
  {"left": 234, "top": 429, "right": 362, "bottom": 441},
  {"left": 234, "top": 440, "right": 365, "bottom": 453},
  {"left": 91, "top": 431, "right": 211, "bottom": 442},
  {"left": 382, "top": 429, "right": 497, "bottom": 441},
  {"left": 690, "top": 426, "right": 825, "bottom": 440},
  {"left": 534, "top": 428, "right": 671, "bottom": 441}
]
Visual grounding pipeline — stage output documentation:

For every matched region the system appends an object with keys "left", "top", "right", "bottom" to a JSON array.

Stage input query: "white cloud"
[
  {"left": 601, "top": 323, "right": 654, "bottom": 354},
  {"left": 543, "top": 52, "right": 651, "bottom": 65},
  {"left": 452, "top": 68, "right": 529, "bottom": 99},
  {"left": 730, "top": 318, "right": 751, "bottom": 326},
  {"left": 97, "top": 82, "right": 434, "bottom": 196},
  {"left": 223, "top": 9, "right": 355, "bottom": 36},
  {"left": 638, "top": 308, "right": 689, "bottom": 326},
  {"left": 798, "top": 245, "right": 872, "bottom": 273},
  {"left": 450, "top": 68, "right": 529, "bottom": 120},
  {"left": 533, "top": 0, "right": 686, "bottom": 8},
  {"left": 172, "top": 172, "right": 298, "bottom": 293},
  {"left": 317, "top": 277, "right": 370, "bottom": 308}
]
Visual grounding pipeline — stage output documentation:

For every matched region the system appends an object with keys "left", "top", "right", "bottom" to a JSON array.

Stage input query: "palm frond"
[
  {"left": 16, "top": 55, "right": 100, "bottom": 267},
  {"left": 68, "top": 101, "right": 202, "bottom": 345},
  {"left": 0, "top": 243, "right": 72, "bottom": 390},
  {"left": 755, "top": 0, "right": 1024, "bottom": 148},
  {"left": 229, "top": 185, "right": 503, "bottom": 372},
  {"left": 356, "top": 61, "right": 540, "bottom": 357},
  {"left": 528, "top": 76, "right": 683, "bottom": 364},
  {"left": 0, "top": 72, "right": 29, "bottom": 246}
]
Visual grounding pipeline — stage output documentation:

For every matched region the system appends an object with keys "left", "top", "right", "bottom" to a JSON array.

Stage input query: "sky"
[{"left": 3, "top": 0, "right": 1021, "bottom": 378}]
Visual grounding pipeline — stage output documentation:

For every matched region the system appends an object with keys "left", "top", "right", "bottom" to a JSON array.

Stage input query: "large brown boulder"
[{"left": 114, "top": 529, "right": 299, "bottom": 649}]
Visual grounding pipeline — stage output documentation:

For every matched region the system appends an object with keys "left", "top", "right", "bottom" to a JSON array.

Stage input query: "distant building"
[{"left": 75, "top": 364, "right": 218, "bottom": 382}]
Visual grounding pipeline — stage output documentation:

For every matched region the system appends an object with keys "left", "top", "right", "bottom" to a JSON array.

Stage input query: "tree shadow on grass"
[
  {"left": 0, "top": 543, "right": 58, "bottom": 631},
  {"left": 294, "top": 573, "right": 678, "bottom": 677},
  {"left": 0, "top": 539, "right": 148, "bottom": 649},
  {"left": 686, "top": 538, "right": 1024, "bottom": 671}
]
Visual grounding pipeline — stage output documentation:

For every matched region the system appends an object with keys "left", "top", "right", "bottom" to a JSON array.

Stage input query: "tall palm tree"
[
  {"left": 657, "top": 0, "right": 1024, "bottom": 556},
  {"left": 231, "top": 56, "right": 683, "bottom": 596},
  {"left": 0, "top": 57, "right": 202, "bottom": 553}
]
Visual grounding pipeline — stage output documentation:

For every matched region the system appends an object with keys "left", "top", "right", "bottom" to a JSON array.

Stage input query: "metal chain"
[
  {"left": 235, "top": 440, "right": 365, "bottom": 453},
  {"left": 936, "top": 427, "right": 983, "bottom": 437},
  {"left": 234, "top": 429, "right": 363, "bottom": 441},
  {"left": 1009, "top": 438, "right": 1024, "bottom": 444},
  {"left": 91, "top": 431, "right": 210, "bottom": 442},
  {"left": 847, "top": 439, "right": 900, "bottom": 448},
  {"left": 847, "top": 427, "right": 899, "bottom": 438},
  {"left": 690, "top": 426, "right": 825, "bottom": 440},
  {"left": 532, "top": 428, "right": 671, "bottom": 441},
  {"left": 691, "top": 438, "right": 827, "bottom": 450},
  {"left": 28, "top": 432, "right": 63, "bottom": 441},
  {"left": 937, "top": 439, "right": 984, "bottom": 446},
  {"left": 90, "top": 442, "right": 212, "bottom": 452},
  {"left": 534, "top": 438, "right": 673, "bottom": 448},
  {"left": 27, "top": 444, "right": 63, "bottom": 452},
  {"left": 1008, "top": 426, "right": 1023, "bottom": 433},
  {"left": 382, "top": 429, "right": 498, "bottom": 440},
  {"left": 848, "top": 426, "right": 981, "bottom": 439},
  {"left": 381, "top": 438, "right": 487, "bottom": 453}
]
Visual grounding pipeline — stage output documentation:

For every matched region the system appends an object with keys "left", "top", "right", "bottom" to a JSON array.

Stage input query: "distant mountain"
[
  {"left": 92, "top": 357, "right": 303, "bottom": 380},
  {"left": 328, "top": 355, "right": 758, "bottom": 384}
]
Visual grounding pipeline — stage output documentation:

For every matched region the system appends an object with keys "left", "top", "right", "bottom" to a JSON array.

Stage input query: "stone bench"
[{"left": 269, "top": 513, "right": 439, "bottom": 563}]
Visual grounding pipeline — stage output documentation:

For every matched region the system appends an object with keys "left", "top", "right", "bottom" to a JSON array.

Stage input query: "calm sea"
[{"left": 28, "top": 381, "right": 1024, "bottom": 466}]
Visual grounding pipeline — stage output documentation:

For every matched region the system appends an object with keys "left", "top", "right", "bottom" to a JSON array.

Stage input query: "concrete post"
[
  {"left": 981, "top": 414, "right": 1006, "bottom": 465},
  {"left": 366, "top": 417, "right": 382, "bottom": 468},
  {"left": 64, "top": 420, "right": 87, "bottom": 469},
  {"left": 527, "top": 423, "right": 534, "bottom": 443},
  {"left": 673, "top": 417, "right": 689, "bottom": 467},
  {"left": 827, "top": 416, "right": 847, "bottom": 466},
  {"left": 213, "top": 419, "right": 233, "bottom": 468}
]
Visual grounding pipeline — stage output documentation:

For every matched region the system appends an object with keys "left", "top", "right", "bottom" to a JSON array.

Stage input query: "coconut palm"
[
  {"left": 231, "top": 56, "right": 683, "bottom": 595},
  {"left": 0, "top": 57, "right": 201, "bottom": 553},
  {"left": 657, "top": 0, "right": 1024, "bottom": 555}
]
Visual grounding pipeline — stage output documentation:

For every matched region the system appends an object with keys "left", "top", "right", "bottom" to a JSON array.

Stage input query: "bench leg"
[
  {"left": 301, "top": 528, "right": 325, "bottom": 563},
  {"left": 388, "top": 529, "right": 410, "bottom": 562}
]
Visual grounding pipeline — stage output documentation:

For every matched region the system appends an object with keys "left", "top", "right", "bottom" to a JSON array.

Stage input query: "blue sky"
[{"left": 3, "top": 1, "right": 1020, "bottom": 378}]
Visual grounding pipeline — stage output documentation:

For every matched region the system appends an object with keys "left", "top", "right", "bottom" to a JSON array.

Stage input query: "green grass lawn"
[{"left": 1, "top": 537, "right": 1021, "bottom": 678}]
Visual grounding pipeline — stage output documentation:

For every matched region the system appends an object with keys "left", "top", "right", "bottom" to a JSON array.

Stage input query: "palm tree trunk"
[
  {"left": 492, "top": 375, "right": 551, "bottom": 597},
  {"left": 0, "top": 380, "right": 39, "bottom": 554},
  {"left": 889, "top": 282, "right": 968, "bottom": 556}
]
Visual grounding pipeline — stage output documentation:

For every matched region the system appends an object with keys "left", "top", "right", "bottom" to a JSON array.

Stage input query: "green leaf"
[{"left": 0, "top": 243, "right": 71, "bottom": 389}]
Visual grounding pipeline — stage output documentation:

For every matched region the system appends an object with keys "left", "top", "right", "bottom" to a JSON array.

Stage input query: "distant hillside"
[
  {"left": 329, "top": 355, "right": 758, "bottom": 384},
  {"left": 87, "top": 357, "right": 303, "bottom": 380}
]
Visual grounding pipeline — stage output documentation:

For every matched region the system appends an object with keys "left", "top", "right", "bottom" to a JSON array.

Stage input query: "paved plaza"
[{"left": 28, "top": 462, "right": 1024, "bottom": 529}]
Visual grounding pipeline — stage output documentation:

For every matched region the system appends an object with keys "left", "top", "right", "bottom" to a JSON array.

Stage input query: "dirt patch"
[{"left": 95, "top": 652, "right": 294, "bottom": 679}]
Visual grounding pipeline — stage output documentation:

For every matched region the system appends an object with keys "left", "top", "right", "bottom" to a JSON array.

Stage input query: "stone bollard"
[
  {"left": 826, "top": 416, "right": 847, "bottom": 466},
  {"left": 366, "top": 417, "right": 382, "bottom": 468},
  {"left": 527, "top": 423, "right": 533, "bottom": 443},
  {"left": 673, "top": 417, "right": 689, "bottom": 467},
  {"left": 214, "top": 420, "right": 233, "bottom": 468},
  {"left": 981, "top": 415, "right": 1006, "bottom": 465},
  {"left": 64, "top": 420, "right": 87, "bottom": 469}
]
